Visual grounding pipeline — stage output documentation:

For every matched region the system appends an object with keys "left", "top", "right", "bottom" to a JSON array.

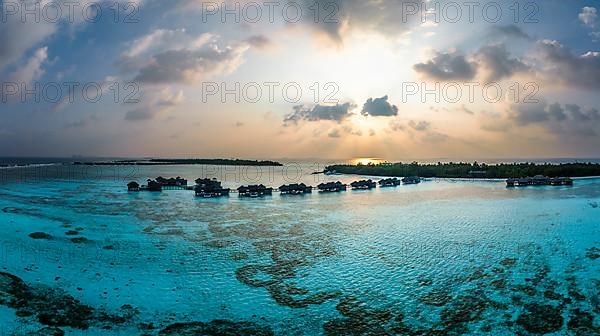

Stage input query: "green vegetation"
[{"left": 326, "top": 162, "right": 600, "bottom": 178}]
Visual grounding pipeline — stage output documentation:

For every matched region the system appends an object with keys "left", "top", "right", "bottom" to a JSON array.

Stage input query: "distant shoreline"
[
  {"left": 326, "top": 162, "right": 600, "bottom": 179},
  {"left": 73, "top": 158, "right": 283, "bottom": 167}
]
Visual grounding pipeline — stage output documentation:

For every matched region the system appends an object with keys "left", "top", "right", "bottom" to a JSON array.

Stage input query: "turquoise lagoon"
[{"left": 0, "top": 164, "right": 598, "bottom": 335}]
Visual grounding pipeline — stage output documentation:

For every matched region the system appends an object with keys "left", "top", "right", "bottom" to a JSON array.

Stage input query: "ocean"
[{"left": 0, "top": 163, "right": 598, "bottom": 335}]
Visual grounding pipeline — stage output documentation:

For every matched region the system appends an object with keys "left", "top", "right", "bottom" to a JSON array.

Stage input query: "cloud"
[
  {"left": 579, "top": 7, "right": 598, "bottom": 28},
  {"left": 511, "top": 99, "right": 600, "bottom": 126},
  {"left": 488, "top": 25, "right": 531, "bottom": 40},
  {"left": 460, "top": 105, "right": 475, "bottom": 115},
  {"left": 245, "top": 35, "right": 273, "bottom": 50},
  {"left": 536, "top": 40, "right": 600, "bottom": 88},
  {"left": 8, "top": 47, "right": 48, "bottom": 84},
  {"left": 296, "top": 0, "right": 425, "bottom": 44},
  {"left": 284, "top": 102, "right": 356, "bottom": 124},
  {"left": 125, "top": 88, "right": 185, "bottom": 121},
  {"left": 422, "top": 131, "right": 449, "bottom": 143},
  {"left": 133, "top": 45, "right": 247, "bottom": 84},
  {"left": 0, "top": 6, "right": 55, "bottom": 72},
  {"left": 475, "top": 44, "right": 530, "bottom": 82},
  {"left": 388, "top": 120, "right": 404, "bottom": 132},
  {"left": 361, "top": 95, "right": 398, "bottom": 117},
  {"left": 328, "top": 129, "right": 341, "bottom": 138},
  {"left": 0, "top": 0, "right": 139, "bottom": 72},
  {"left": 408, "top": 120, "right": 430, "bottom": 131},
  {"left": 413, "top": 50, "right": 477, "bottom": 81},
  {"left": 119, "top": 29, "right": 248, "bottom": 84},
  {"left": 64, "top": 120, "right": 87, "bottom": 129}
]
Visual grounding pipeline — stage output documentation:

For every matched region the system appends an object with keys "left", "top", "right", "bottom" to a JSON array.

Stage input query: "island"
[
  {"left": 74, "top": 158, "right": 283, "bottom": 167},
  {"left": 325, "top": 162, "right": 600, "bottom": 178}
]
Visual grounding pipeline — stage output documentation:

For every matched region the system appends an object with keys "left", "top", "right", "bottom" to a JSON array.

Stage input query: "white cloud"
[
  {"left": 8, "top": 47, "right": 49, "bottom": 84},
  {"left": 579, "top": 7, "right": 598, "bottom": 28}
]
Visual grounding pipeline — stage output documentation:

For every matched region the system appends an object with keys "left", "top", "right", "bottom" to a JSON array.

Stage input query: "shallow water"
[{"left": 0, "top": 164, "right": 598, "bottom": 335}]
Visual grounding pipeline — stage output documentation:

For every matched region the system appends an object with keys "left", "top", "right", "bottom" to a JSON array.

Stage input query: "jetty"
[
  {"left": 506, "top": 175, "right": 573, "bottom": 187},
  {"left": 379, "top": 178, "right": 401, "bottom": 187},
  {"left": 279, "top": 183, "right": 313, "bottom": 195},
  {"left": 238, "top": 185, "right": 273, "bottom": 198},
  {"left": 194, "top": 178, "right": 230, "bottom": 198},
  {"left": 318, "top": 181, "right": 347, "bottom": 193},
  {"left": 350, "top": 179, "right": 377, "bottom": 190}
]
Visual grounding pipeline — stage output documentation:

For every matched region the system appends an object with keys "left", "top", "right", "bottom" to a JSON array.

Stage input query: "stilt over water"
[
  {"left": 279, "top": 183, "right": 313, "bottom": 195},
  {"left": 194, "top": 178, "right": 230, "bottom": 198},
  {"left": 317, "top": 181, "right": 347, "bottom": 193},
  {"left": 238, "top": 185, "right": 273, "bottom": 198},
  {"left": 506, "top": 176, "right": 573, "bottom": 187}
]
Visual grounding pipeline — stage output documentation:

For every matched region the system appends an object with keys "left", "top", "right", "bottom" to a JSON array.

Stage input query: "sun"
[{"left": 350, "top": 158, "right": 386, "bottom": 165}]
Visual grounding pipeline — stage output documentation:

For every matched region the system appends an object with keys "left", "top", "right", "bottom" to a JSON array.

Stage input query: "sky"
[{"left": 1, "top": 0, "right": 600, "bottom": 160}]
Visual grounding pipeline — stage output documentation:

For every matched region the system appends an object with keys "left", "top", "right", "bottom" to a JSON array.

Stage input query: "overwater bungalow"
[
  {"left": 350, "top": 179, "right": 377, "bottom": 190},
  {"left": 378, "top": 178, "right": 401, "bottom": 187},
  {"left": 506, "top": 176, "right": 573, "bottom": 187},
  {"left": 531, "top": 175, "right": 551, "bottom": 186},
  {"left": 551, "top": 177, "right": 573, "bottom": 186},
  {"left": 238, "top": 184, "right": 273, "bottom": 198},
  {"left": 402, "top": 176, "right": 421, "bottom": 184},
  {"left": 317, "top": 181, "right": 347, "bottom": 192},
  {"left": 146, "top": 179, "right": 163, "bottom": 192},
  {"left": 194, "top": 178, "right": 230, "bottom": 198},
  {"left": 155, "top": 176, "right": 188, "bottom": 187},
  {"left": 127, "top": 181, "right": 140, "bottom": 192},
  {"left": 279, "top": 183, "right": 313, "bottom": 195}
]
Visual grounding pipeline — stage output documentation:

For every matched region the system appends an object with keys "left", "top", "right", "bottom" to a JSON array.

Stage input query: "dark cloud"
[
  {"left": 408, "top": 120, "right": 431, "bottom": 131},
  {"left": 475, "top": 44, "right": 530, "bottom": 82},
  {"left": 460, "top": 105, "right": 475, "bottom": 115},
  {"left": 512, "top": 100, "right": 551, "bottom": 124},
  {"left": 134, "top": 46, "right": 246, "bottom": 84},
  {"left": 413, "top": 51, "right": 477, "bottom": 81},
  {"left": 488, "top": 25, "right": 531, "bottom": 40},
  {"left": 548, "top": 103, "right": 567, "bottom": 121},
  {"left": 245, "top": 35, "right": 273, "bottom": 49},
  {"left": 328, "top": 129, "right": 341, "bottom": 138},
  {"left": 125, "top": 108, "right": 154, "bottom": 121},
  {"left": 537, "top": 40, "right": 600, "bottom": 89},
  {"left": 361, "top": 95, "right": 398, "bottom": 117},
  {"left": 388, "top": 120, "right": 404, "bottom": 132},
  {"left": 284, "top": 103, "right": 356, "bottom": 124},
  {"left": 296, "top": 0, "right": 425, "bottom": 44},
  {"left": 512, "top": 100, "right": 600, "bottom": 125}
]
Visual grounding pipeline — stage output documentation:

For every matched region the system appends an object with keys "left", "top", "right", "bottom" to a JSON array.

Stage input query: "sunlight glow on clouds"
[{"left": 1, "top": 0, "right": 600, "bottom": 159}]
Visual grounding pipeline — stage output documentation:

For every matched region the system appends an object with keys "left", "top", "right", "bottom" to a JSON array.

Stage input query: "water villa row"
[
  {"left": 127, "top": 176, "right": 423, "bottom": 198},
  {"left": 506, "top": 175, "right": 573, "bottom": 187}
]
